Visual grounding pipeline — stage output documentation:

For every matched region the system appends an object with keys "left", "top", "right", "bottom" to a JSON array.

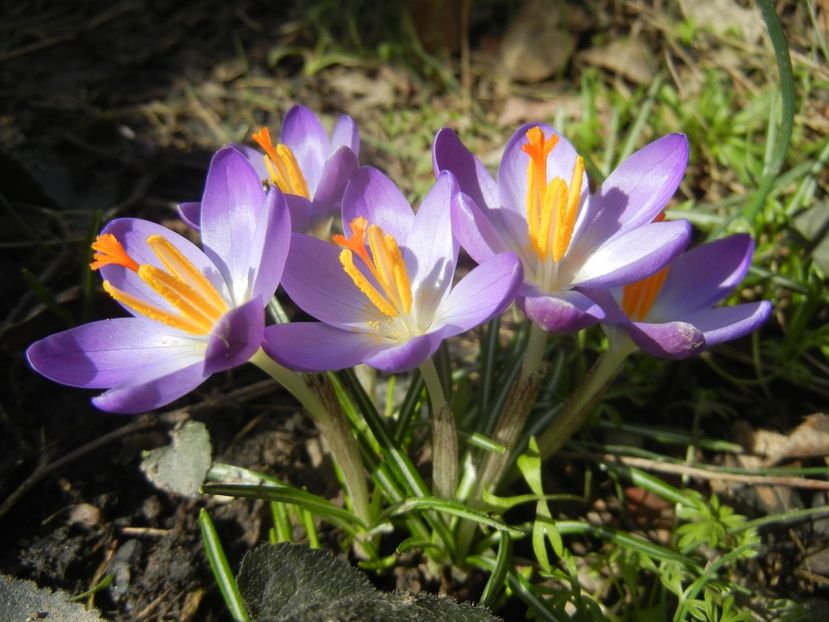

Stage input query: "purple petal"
[
  {"left": 99, "top": 218, "right": 229, "bottom": 313},
  {"left": 363, "top": 332, "right": 444, "bottom": 373},
  {"left": 652, "top": 234, "right": 754, "bottom": 317},
  {"left": 576, "top": 134, "right": 688, "bottom": 253},
  {"left": 281, "top": 105, "right": 328, "bottom": 193},
  {"left": 281, "top": 233, "right": 383, "bottom": 328},
  {"left": 331, "top": 115, "right": 360, "bottom": 157},
  {"left": 200, "top": 146, "right": 268, "bottom": 303},
  {"left": 285, "top": 194, "right": 311, "bottom": 233},
  {"left": 312, "top": 145, "right": 358, "bottom": 215},
  {"left": 450, "top": 192, "right": 513, "bottom": 265},
  {"left": 248, "top": 190, "right": 291, "bottom": 303},
  {"left": 497, "top": 123, "right": 584, "bottom": 222},
  {"left": 519, "top": 289, "right": 605, "bottom": 332},
  {"left": 177, "top": 201, "right": 201, "bottom": 231},
  {"left": 679, "top": 301, "right": 772, "bottom": 348},
  {"left": 432, "top": 127, "right": 499, "bottom": 212},
  {"left": 233, "top": 144, "right": 271, "bottom": 181},
  {"left": 341, "top": 167, "right": 414, "bottom": 242},
  {"left": 433, "top": 252, "right": 523, "bottom": 335},
  {"left": 406, "top": 172, "right": 459, "bottom": 313},
  {"left": 26, "top": 318, "right": 205, "bottom": 389},
  {"left": 204, "top": 297, "right": 265, "bottom": 374},
  {"left": 263, "top": 322, "right": 380, "bottom": 372},
  {"left": 624, "top": 320, "right": 705, "bottom": 359},
  {"left": 92, "top": 361, "right": 207, "bottom": 414},
  {"left": 573, "top": 220, "right": 691, "bottom": 288}
]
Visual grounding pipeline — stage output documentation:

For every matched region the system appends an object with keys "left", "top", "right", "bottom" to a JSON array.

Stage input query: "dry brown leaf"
[
  {"left": 497, "top": 95, "right": 581, "bottom": 126},
  {"left": 737, "top": 414, "right": 829, "bottom": 465},
  {"left": 678, "top": 0, "right": 765, "bottom": 43},
  {"left": 578, "top": 39, "right": 655, "bottom": 85}
]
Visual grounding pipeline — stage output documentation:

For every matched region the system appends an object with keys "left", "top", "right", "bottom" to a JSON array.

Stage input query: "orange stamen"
[
  {"left": 621, "top": 267, "right": 670, "bottom": 321},
  {"left": 251, "top": 127, "right": 310, "bottom": 199},
  {"left": 334, "top": 218, "right": 412, "bottom": 318},
  {"left": 90, "top": 234, "right": 140, "bottom": 272},
  {"left": 251, "top": 127, "right": 279, "bottom": 163}
]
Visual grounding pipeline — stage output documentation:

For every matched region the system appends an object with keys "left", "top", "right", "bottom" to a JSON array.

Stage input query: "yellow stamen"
[
  {"left": 621, "top": 267, "right": 670, "bottom": 321},
  {"left": 522, "top": 126, "right": 585, "bottom": 262},
  {"left": 146, "top": 235, "right": 228, "bottom": 317},
  {"left": 334, "top": 219, "right": 413, "bottom": 318},
  {"left": 92, "top": 233, "right": 230, "bottom": 336},
  {"left": 103, "top": 281, "right": 209, "bottom": 334},
  {"left": 90, "top": 234, "right": 140, "bottom": 272},
  {"left": 251, "top": 126, "right": 311, "bottom": 199}
]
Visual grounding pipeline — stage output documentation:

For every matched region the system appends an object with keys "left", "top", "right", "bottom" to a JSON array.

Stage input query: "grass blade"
[{"left": 199, "top": 508, "right": 251, "bottom": 622}]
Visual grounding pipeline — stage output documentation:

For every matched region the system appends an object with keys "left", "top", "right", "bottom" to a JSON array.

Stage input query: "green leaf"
[
  {"left": 199, "top": 509, "right": 251, "bottom": 622},
  {"left": 383, "top": 497, "right": 523, "bottom": 537}
]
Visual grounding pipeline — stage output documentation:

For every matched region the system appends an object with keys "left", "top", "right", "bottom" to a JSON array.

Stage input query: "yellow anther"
[
  {"left": 102, "top": 281, "right": 210, "bottom": 335},
  {"left": 90, "top": 234, "right": 140, "bottom": 272},
  {"left": 335, "top": 219, "right": 413, "bottom": 318},
  {"left": 137, "top": 265, "right": 219, "bottom": 331},
  {"left": 251, "top": 126, "right": 311, "bottom": 199},
  {"left": 522, "top": 126, "right": 584, "bottom": 262},
  {"left": 146, "top": 235, "right": 228, "bottom": 317}
]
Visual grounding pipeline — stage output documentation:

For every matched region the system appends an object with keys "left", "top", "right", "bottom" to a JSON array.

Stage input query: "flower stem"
[
  {"left": 250, "top": 350, "right": 372, "bottom": 529},
  {"left": 537, "top": 334, "right": 635, "bottom": 460},
  {"left": 419, "top": 357, "right": 458, "bottom": 499}
]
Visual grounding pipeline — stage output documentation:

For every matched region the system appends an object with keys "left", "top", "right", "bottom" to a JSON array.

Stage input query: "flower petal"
[
  {"left": 281, "top": 105, "right": 328, "bottom": 193},
  {"left": 432, "top": 127, "right": 499, "bottom": 212},
  {"left": 451, "top": 192, "right": 532, "bottom": 267},
  {"left": 519, "top": 289, "right": 605, "bottom": 332},
  {"left": 26, "top": 318, "right": 205, "bottom": 389},
  {"left": 263, "top": 322, "right": 381, "bottom": 372},
  {"left": 281, "top": 233, "right": 384, "bottom": 329},
  {"left": 331, "top": 115, "right": 360, "bottom": 157},
  {"left": 312, "top": 145, "right": 358, "bottom": 215},
  {"left": 177, "top": 201, "right": 201, "bottom": 231},
  {"left": 651, "top": 234, "right": 755, "bottom": 317},
  {"left": 233, "top": 144, "right": 271, "bottom": 182},
  {"left": 92, "top": 360, "right": 207, "bottom": 414},
  {"left": 363, "top": 332, "right": 444, "bottom": 373},
  {"left": 204, "top": 297, "right": 265, "bottom": 374},
  {"left": 573, "top": 219, "right": 691, "bottom": 288},
  {"left": 497, "top": 122, "right": 583, "bottom": 222},
  {"left": 679, "top": 301, "right": 772, "bottom": 348},
  {"left": 406, "top": 172, "right": 459, "bottom": 314},
  {"left": 248, "top": 190, "right": 292, "bottom": 303},
  {"left": 433, "top": 252, "right": 522, "bottom": 336},
  {"left": 624, "top": 320, "right": 705, "bottom": 359},
  {"left": 341, "top": 167, "right": 414, "bottom": 242},
  {"left": 576, "top": 134, "right": 688, "bottom": 254},
  {"left": 285, "top": 194, "right": 311, "bottom": 233},
  {"left": 199, "top": 146, "right": 268, "bottom": 303}
]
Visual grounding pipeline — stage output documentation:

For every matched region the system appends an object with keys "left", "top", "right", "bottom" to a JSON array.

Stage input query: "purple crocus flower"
[
  {"left": 262, "top": 167, "right": 524, "bottom": 373},
  {"left": 179, "top": 104, "right": 359, "bottom": 236},
  {"left": 27, "top": 147, "right": 291, "bottom": 413},
  {"left": 433, "top": 124, "right": 692, "bottom": 332},
  {"left": 584, "top": 234, "right": 772, "bottom": 358}
]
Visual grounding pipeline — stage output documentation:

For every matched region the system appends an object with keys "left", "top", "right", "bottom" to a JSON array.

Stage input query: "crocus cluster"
[{"left": 26, "top": 104, "right": 771, "bottom": 424}]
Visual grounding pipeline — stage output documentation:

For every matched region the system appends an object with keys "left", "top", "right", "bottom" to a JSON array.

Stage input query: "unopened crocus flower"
[
  {"left": 180, "top": 104, "right": 359, "bottom": 236},
  {"left": 263, "top": 167, "right": 523, "bottom": 373},
  {"left": 585, "top": 233, "right": 772, "bottom": 358},
  {"left": 27, "top": 147, "right": 291, "bottom": 413},
  {"left": 433, "top": 124, "right": 692, "bottom": 332}
]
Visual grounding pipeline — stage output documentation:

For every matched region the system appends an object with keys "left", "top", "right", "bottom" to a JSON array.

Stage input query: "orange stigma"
[
  {"left": 334, "top": 218, "right": 412, "bottom": 318},
  {"left": 92, "top": 233, "right": 229, "bottom": 335},
  {"left": 251, "top": 126, "right": 310, "bottom": 199},
  {"left": 90, "top": 234, "right": 140, "bottom": 272},
  {"left": 522, "top": 127, "right": 584, "bottom": 263}
]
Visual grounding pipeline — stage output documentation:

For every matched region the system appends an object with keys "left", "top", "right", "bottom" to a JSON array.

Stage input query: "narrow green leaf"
[
  {"left": 396, "top": 536, "right": 440, "bottom": 554},
  {"left": 383, "top": 497, "right": 523, "bottom": 537},
  {"left": 479, "top": 534, "right": 512, "bottom": 608},
  {"left": 203, "top": 483, "right": 366, "bottom": 533},
  {"left": 199, "top": 508, "right": 251, "bottom": 622}
]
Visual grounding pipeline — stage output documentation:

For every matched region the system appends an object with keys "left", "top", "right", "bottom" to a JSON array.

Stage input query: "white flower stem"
[
  {"left": 537, "top": 333, "right": 635, "bottom": 460},
  {"left": 419, "top": 357, "right": 458, "bottom": 500},
  {"left": 250, "top": 350, "right": 372, "bottom": 529}
]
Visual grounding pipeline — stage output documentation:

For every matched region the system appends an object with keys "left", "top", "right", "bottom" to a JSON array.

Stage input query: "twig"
[
  {"left": 558, "top": 451, "right": 829, "bottom": 491},
  {"left": 0, "top": 379, "right": 279, "bottom": 519}
]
